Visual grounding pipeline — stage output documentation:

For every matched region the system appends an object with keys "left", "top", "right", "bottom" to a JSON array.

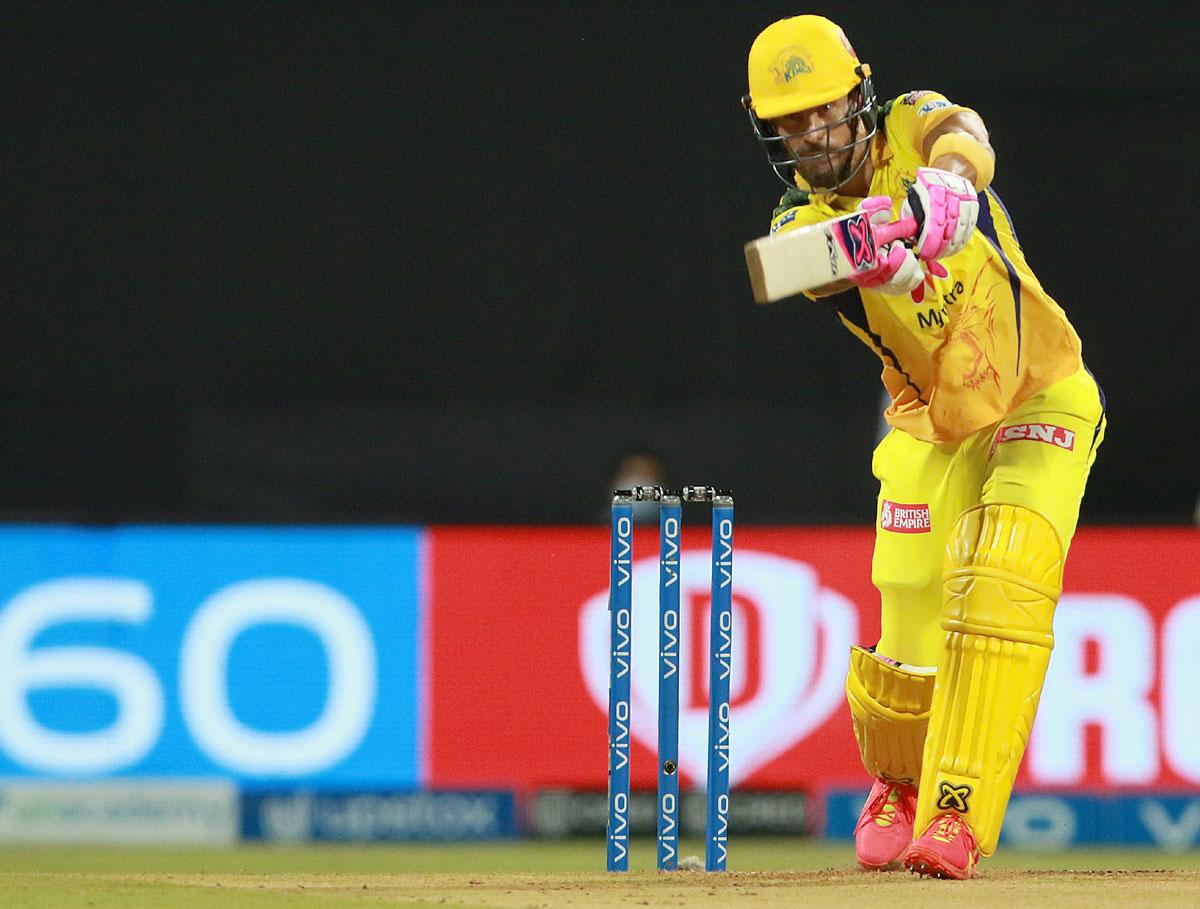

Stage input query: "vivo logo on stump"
[
  {"left": 612, "top": 516, "right": 633, "bottom": 588},
  {"left": 581, "top": 551, "right": 856, "bottom": 787},
  {"left": 715, "top": 519, "right": 733, "bottom": 591}
]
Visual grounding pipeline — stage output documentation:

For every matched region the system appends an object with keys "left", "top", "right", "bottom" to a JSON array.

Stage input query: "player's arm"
[
  {"left": 902, "top": 106, "right": 994, "bottom": 261},
  {"left": 919, "top": 111, "right": 995, "bottom": 192}
]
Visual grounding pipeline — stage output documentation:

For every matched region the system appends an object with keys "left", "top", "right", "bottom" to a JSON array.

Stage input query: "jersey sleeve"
[
  {"left": 768, "top": 189, "right": 827, "bottom": 236},
  {"left": 885, "top": 90, "right": 976, "bottom": 161}
]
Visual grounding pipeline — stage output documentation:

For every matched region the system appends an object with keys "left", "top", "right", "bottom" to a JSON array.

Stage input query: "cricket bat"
[{"left": 744, "top": 211, "right": 918, "bottom": 304}]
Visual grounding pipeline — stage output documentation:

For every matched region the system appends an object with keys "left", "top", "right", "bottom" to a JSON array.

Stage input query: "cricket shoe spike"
[
  {"left": 903, "top": 812, "right": 981, "bottom": 880},
  {"left": 854, "top": 779, "right": 917, "bottom": 870}
]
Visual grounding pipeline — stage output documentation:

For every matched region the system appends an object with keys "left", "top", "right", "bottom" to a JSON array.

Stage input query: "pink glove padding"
[
  {"left": 902, "top": 167, "right": 979, "bottom": 260},
  {"left": 847, "top": 196, "right": 923, "bottom": 296}
]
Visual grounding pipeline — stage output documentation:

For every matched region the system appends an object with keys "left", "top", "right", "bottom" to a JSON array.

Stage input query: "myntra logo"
[{"left": 990, "top": 422, "right": 1076, "bottom": 458}]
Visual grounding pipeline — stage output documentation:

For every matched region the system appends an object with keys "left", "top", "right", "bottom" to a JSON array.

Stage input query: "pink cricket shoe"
[
  {"left": 854, "top": 779, "right": 918, "bottom": 870},
  {"left": 903, "top": 812, "right": 981, "bottom": 880}
]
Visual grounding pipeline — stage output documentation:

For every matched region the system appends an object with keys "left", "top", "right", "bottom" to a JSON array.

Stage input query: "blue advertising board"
[
  {"left": 0, "top": 527, "right": 424, "bottom": 787},
  {"left": 241, "top": 790, "right": 516, "bottom": 841}
]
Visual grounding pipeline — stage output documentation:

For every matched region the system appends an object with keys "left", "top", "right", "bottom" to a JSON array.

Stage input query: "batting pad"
[
  {"left": 845, "top": 646, "right": 936, "bottom": 787},
  {"left": 915, "top": 503, "right": 1064, "bottom": 856}
]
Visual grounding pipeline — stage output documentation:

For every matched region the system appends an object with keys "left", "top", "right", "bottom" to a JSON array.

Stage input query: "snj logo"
[{"left": 990, "top": 422, "right": 1076, "bottom": 458}]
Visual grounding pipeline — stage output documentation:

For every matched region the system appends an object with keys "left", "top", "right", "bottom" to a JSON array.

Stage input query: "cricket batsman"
[{"left": 742, "top": 15, "right": 1106, "bottom": 878}]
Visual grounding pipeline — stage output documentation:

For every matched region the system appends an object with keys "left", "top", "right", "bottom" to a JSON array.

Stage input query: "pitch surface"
[{"left": 2, "top": 840, "right": 1197, "bottom": 907}]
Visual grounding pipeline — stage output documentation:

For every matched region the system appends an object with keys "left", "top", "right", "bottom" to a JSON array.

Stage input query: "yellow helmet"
[
  {"left": 746, "top": 15, "right": 869, "bottom": 120},
  {"left": 742, "top": 16, "right": 878, "bottom": 193}
]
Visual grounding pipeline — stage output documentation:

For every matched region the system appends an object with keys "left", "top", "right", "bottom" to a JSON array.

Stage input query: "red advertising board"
[{"left": 425, "top": 526, "right": 1200, "bottom": 793}]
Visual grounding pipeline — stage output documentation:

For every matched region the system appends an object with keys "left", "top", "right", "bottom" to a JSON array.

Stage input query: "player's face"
[{"left": 770, "top": 95, "right": 858, "bottom": 190}]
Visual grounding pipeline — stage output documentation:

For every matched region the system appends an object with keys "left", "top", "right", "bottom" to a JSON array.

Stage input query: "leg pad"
[
  {"left": 846, "top": 645, "right": 936, "bottom": 786},
  {"left": 915, "top": 503, "right": 1064, "bottom": 856}
]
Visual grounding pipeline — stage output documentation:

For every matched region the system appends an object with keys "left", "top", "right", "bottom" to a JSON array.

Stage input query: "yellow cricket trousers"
[{"left": 870, "top": 366, "right": 1106, "bottom": 666}]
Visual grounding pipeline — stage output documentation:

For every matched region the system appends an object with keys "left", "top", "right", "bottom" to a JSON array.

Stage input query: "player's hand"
[
  {"left": 847, "top": 196, "right": 924, "bottom": 295},
  {"left": 902, "top": 167, "right": 979, "bottom": 260}
]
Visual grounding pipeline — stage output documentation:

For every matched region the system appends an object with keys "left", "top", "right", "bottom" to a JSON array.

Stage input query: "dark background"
[{"left": 8, "top": 2, "right": 1197, "bottom": 524}]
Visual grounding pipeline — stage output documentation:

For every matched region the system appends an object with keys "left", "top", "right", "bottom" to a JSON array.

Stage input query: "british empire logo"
[{"left": 880, "top": 500, "right": 931, "bottom": 533}]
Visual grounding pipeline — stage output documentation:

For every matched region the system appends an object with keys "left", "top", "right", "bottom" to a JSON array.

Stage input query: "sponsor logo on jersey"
[
  {"left": 901, "top": 90, "right": 934, "bottom": 106},
  {"left": 918, "top": 99, "right": 953, "bottom": 116},
  {"left": 769, "top": 48, "right": 813, "bottom": 85},
  {"left": 880, "top": 500, "right": 931, "bottom": 533},
  {"left": 989, "top": 422, "right": 1077, "bottom": 458},
  {"left": 914, "top": 280, "right": 965, "bottom": 327},
  {"left": 770, "top": 208, "right": 798, "bottom": 235}
]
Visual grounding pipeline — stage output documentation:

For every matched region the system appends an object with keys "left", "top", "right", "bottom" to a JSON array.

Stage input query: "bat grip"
[{"left": 872, "top": 216, "right": 919, "bottom": 248}]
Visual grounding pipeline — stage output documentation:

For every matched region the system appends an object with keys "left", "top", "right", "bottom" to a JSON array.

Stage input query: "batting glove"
[
  {"left": 902, "top": 167, "right": 979, "bottom": 261},
  {"left": 847, "top": 196, "right": 924, "bottom": 296}
]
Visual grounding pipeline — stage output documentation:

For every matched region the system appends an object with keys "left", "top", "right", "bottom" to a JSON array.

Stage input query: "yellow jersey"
[{"left": 769, "top": 91, "right": 1083, "bottom": 444}]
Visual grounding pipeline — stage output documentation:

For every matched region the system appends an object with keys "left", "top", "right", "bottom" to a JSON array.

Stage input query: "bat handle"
[{"left": 873, "top": 216, "right": 919, "bottom": 248}]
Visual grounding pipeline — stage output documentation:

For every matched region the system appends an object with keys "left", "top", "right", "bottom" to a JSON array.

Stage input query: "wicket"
[{"left": 606, "top": 485, "right": 734, "bottom": 872}]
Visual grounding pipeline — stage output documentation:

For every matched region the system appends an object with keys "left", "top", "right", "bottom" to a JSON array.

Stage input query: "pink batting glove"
[
  {"left": 847, "top": 196, "right": 924, "bottom": 296},
  {"left": 901, "top": 167, "right": 979, "bottom": 260}
]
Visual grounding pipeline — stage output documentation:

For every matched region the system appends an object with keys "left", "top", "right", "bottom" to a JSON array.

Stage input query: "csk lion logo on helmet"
[{"left": 769, "top": 47, "right": 813, "bottom": 85}]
